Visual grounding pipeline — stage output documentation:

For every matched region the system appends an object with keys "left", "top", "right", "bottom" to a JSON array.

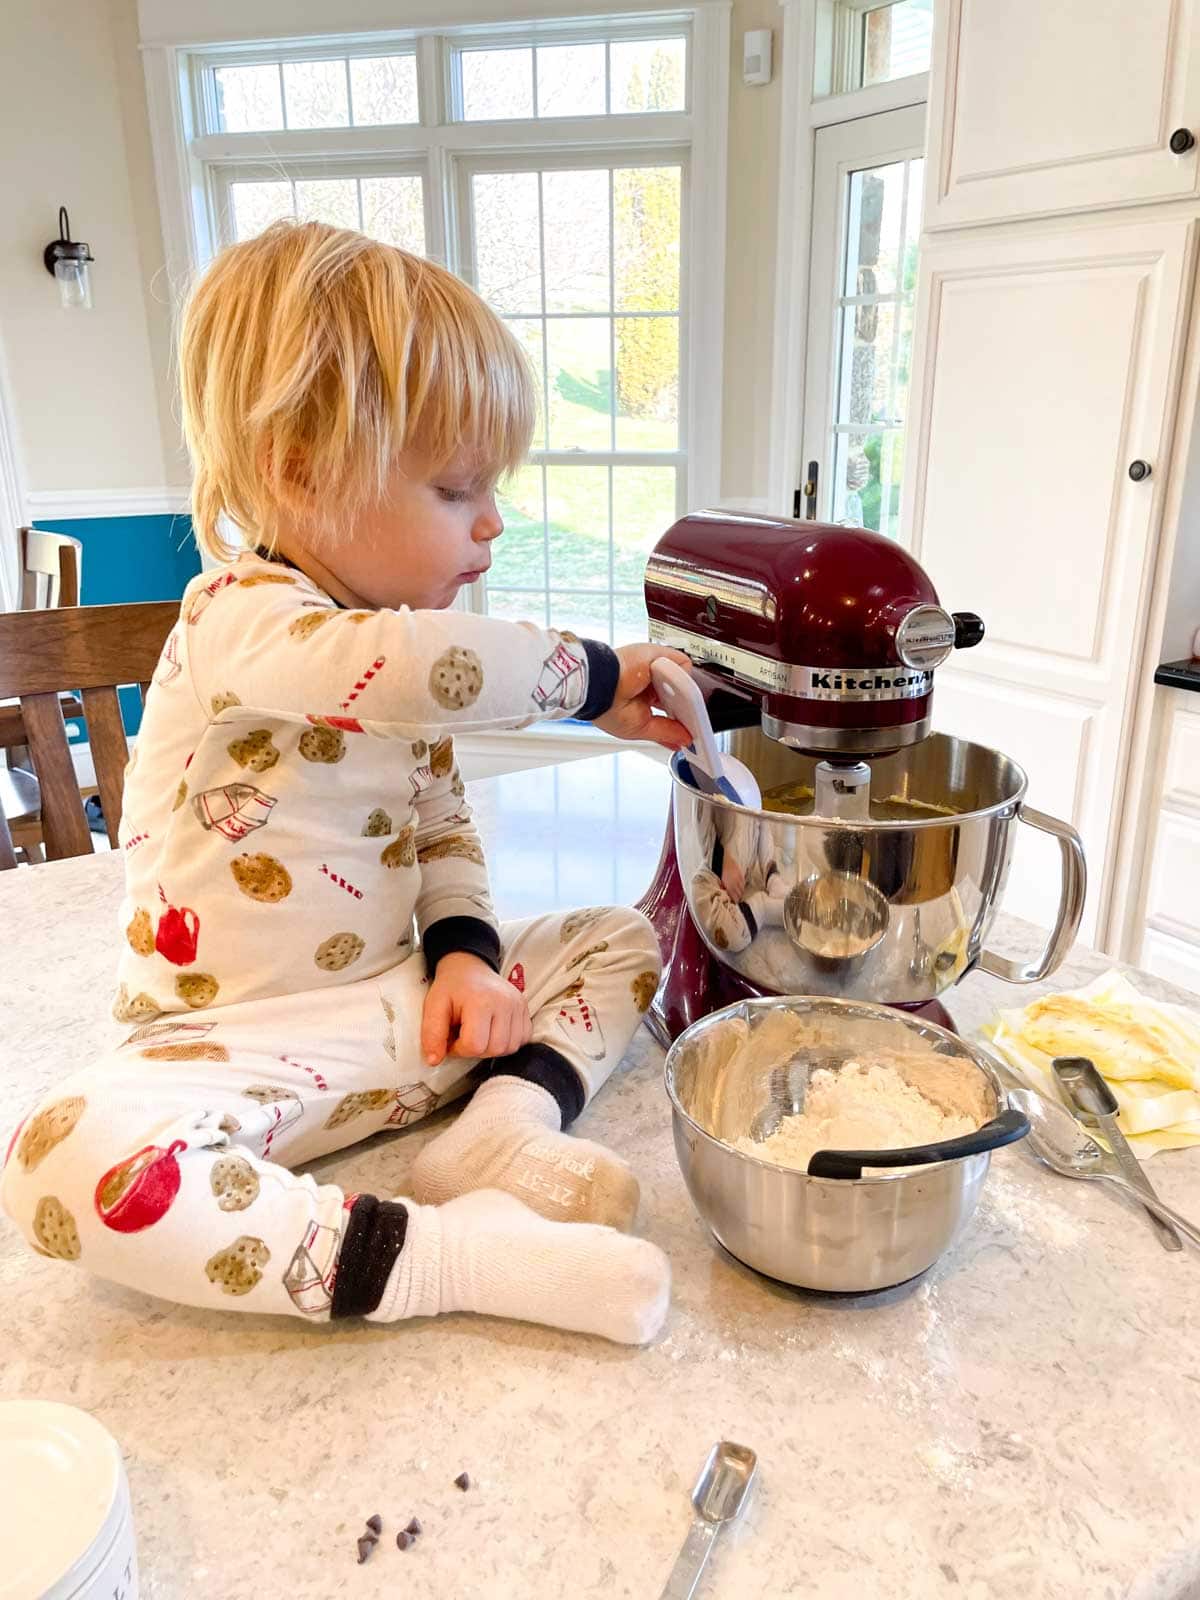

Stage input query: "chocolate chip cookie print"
[
  {"left": 230, "top": 853, "right": 292, "bottom": 903},
  {"left": 380, "top": 826, "right": 416, "bottom": 869},
  {"left": 314, "top": 931, "right": 365, "bottom": 971},
  {"left": 33, "top": 1196, "right": 81, "bottom": 1260},
  {"left": 227, "top": 729, "right": 280, "bottom": 773},
  {"left": 175, "top": 973, "right": 220, "bottom": 1009},
  {"left": 210, "top": 691, "right": 242, "bottom": 715},
  {"left": 362, "top": 808, "right": 392, "bottom": 837},
  {"left": 560, "top": 907, "right": 605, "bottom": 943},
  {"left": 112, "top": 984, "right": 161, "bottom": 1024},
  {"left": 429, "top": 646, "right": 484, "bottom": 710},
  {"left": 15, "top": 1096, "right": 86, "bottom": 1173},
  {"left": 324, "top": 1088, "right": 394, "bottom": 1130},
  {"left": 288, "top": 610, "right": 332, "bottom": 641},
  {"left": 298, "top": 725, "right": 345, "bottom": 764},
  {"left": 417, "top": 834, "right": 485, "bottom": 867},
  {"left": 126, "top": 908, "right": 155, "bottom": 957},
  {"left": 631, "top": 970, "right": 658, "bottom": 1013},
  {"left": 210, "top": 1155, "right": 260, "bottom": 1212},
  {"left": 429, "top": 736, "right": 454, "bottom": 778},
  {"left": 205, "top": 1236, "right": 270, "bottom": 1296}
]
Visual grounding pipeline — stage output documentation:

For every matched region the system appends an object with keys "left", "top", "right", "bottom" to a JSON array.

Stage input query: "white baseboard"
[{"left": 26, "top": 487, "right": 192, "bottom": 520}]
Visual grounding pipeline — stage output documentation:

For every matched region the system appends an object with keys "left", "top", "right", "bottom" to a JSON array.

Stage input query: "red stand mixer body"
[{"left": 637, "top": 511, "right": 988, "bottom": 1042}]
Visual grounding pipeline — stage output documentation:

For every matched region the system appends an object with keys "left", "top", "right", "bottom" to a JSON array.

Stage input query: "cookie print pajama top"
[{"left": 1, "top": 554, "right": 662, "bottom": 1318}]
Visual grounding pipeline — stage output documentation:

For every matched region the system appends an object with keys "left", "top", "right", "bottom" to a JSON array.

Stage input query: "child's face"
[{"left": 312, "top": 449, "right": 504, "bottom": 611}]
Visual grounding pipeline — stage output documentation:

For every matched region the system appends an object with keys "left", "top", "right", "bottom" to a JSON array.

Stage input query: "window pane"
[
  {"left": 492, "top": 464, "right": 546, "bottom": 591},
  {"left": 543, "top": 169, "right": 610, "bottom": 314},
  {"left": 832, "top": 428, "right": 905, "bottom": 535},
  {"left": 462, "top": 48, "right": 534, "bottom": 120},
  {"left": 613, "top": 589, "right": 651, "bottom": 645},
  {"left": 536, "top": 43, "right": 606, "bottom": 117},
  {"left": 612, "top": 465, "right": 677, "bottom": 589},
  {"left": 282, "top": 59, "right": 349, "bottom": 129},
  {"left": 610, "top": 38, "right": 686, "bottom": 113},
  {"left": 229, "top": 180, "right": 294, "bottom": 241},
  {"left": 361, "top": 176, "right": 425, "bottom": 253},
  {"left": 614, "top": 166, "right": 680, "bottom": 311},
  {"left": 546, "top": 466, "right": 610, "bottom": 589},
  {"left": 472, "top": 172, "right": 542, "bottom": 314},
  {"left": 350, "top": 55, "right": 418, "bottom": 125},
  {"left": 505, "top": 319, "right": 546, "bottom": 450},
  {"left": 615, "top": 315, "right": 677, "bottom": 449},
  {"left": 547, "top": 590, "right": 613, "bottom": 644},
  {"left": 836, "top": 298, "right": 898, "bottom": 427},
  {"left": 484, "top": 587, "right": 549, "bottom": 629},
  {"left": 844, "top": 162, "right": 906, "bottom": 297},
  {"left": 547, "top": 319, "right": 612, "bottom": 450},
  {"left": 863, "top": 0, "right": 934, "bottom": 87},
  {"left": 295, "top": 178, "right": 360, "bottom": 231},
  {"left": 216, "top": 64, "right": 283, "bottom": 132},
  {"left": 903, "top": 159, "right": 924, "bottom": 284}
]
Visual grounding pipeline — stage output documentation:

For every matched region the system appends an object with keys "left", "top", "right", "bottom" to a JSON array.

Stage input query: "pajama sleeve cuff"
[
  {"left": 577, "top": 639, "right": 620, "bottom": 721},
  {"left": 422, "top": 915, "right": 502, "bottom": 975}
]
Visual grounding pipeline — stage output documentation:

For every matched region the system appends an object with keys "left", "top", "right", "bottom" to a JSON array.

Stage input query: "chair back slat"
[
  {"left": 80, "top": 686, "right": 130, "bottom": 846},
  {"left": 20, "top": 528, "right": 83, "bottom": 610},
  {"left": 0, "top": 809, "right": 15, "bottom": 871},
  {"left": 0, "top": 601, "right": 178, "bottom": 866},
  {"left": 21, "top": 693, "right": 93, "bottom": 859}
]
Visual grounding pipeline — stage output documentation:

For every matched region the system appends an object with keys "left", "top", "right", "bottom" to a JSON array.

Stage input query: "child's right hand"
[{"left": 593, "top": 644, "right": 694, "bottom": 750}]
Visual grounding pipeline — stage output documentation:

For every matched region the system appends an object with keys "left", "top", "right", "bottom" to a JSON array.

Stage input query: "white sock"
[
  {"left": 410, "top": 1076, "right": 640, "bottom": 1231},
  {"left": 744, "top": 889, "right": 784, "bottom": 929},
  {"left": 366, "top": 1190, "right": 670, "bottom": 1345}
]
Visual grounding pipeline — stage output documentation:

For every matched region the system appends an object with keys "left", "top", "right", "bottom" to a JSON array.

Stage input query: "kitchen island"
[{"left": 2, "top": 753, "right": 1197, "bottom": 1599}]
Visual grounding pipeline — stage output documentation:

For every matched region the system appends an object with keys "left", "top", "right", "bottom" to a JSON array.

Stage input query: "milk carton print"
[
  {"left": 283, "top": 1218, "right": 340, "bottom": 1315},
  {"left": 532, "top": 642, "right": 584, "bottom": 713},
  {"left": 154, "top": 627, "right": 183, "bottom": 687},
  {"left": 191, "top": 782, "right": 277, "bottom": 841},
  {"left": 385, "top": 1083, "right": 443, "bottom": 1128}
]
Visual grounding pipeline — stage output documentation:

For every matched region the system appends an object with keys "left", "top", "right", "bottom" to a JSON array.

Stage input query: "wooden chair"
[
  {"left": 0, "top": 602, "right": 178, "bottom": 869},
  {"left": 2, "top": 528, "right": 87, "bottom": 857}
]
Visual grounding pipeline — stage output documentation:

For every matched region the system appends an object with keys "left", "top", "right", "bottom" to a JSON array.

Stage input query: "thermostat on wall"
[{"left": 743, "top": 29, "right": 772, "bottom": 86}]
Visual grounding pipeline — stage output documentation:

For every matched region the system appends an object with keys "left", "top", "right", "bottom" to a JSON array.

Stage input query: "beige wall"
[
  {"left": 721, "top": 0, "right": 782, "bottom": 508},
  {"left": 0, "top": 0, "right": 175, "bottom": 494},
  {"left": 1, "top": 1, "right": 783, "bottom": 506}
]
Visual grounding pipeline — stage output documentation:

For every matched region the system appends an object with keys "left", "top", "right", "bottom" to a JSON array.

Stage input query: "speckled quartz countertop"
[{"left": 4, "top": 752, "right": 1200, "bottom": 1600}]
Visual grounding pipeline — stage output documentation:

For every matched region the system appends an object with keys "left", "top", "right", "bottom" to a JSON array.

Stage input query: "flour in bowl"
[{"left": 735, "top": 1059, "right": 979, "bottom": 1171}]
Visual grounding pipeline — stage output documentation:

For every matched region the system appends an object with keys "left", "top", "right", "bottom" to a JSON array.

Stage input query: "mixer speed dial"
[{"left": 894, "top": 605, "right": 956, "bottom": 669}]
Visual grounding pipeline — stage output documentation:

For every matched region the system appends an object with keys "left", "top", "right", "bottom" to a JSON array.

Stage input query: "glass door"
[{"left": 801, "top": 105, "right": 925, "bottom": 535}]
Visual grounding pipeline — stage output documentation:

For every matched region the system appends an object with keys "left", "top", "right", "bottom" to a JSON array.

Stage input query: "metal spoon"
[
  {"left": 1009, "top": 1087, "right": 1200, "bottom": 1251},
  {"left": 1052, "top": 1056, "right": 1182, "bottom": 1253},
  {"left": 659, "top": 1441, "right": 758, "bottom": 1600}
]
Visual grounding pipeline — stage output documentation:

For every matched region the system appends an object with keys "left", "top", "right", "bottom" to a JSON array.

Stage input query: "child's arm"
[{"left": 182, "top": 568, "right": 617, "bottom": 735}]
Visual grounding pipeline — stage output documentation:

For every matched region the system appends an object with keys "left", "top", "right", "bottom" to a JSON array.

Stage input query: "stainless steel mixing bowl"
[
  {"left": 671, "top": 728, "right": 1086, "bottom": 1004},
  {"left": 665, "top": 995, "right": 1028, "bottom": 1293}
]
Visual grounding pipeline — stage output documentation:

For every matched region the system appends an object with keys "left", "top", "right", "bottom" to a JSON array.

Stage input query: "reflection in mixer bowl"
[{"left": 671, "top": 729, "right": 1028, "bottom": 1004}]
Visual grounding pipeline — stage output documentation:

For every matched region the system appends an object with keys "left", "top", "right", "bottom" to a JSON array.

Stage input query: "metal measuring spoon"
[
  {"left": 1052, "top": 1056, "right": 1182, "bottom": 1253},
  {"left": 659, "top": 1441, "right": 758, "bottom": 1600},
  {"left": 1009, "top": 1088, "right": 1200, "bottom": 1251}
]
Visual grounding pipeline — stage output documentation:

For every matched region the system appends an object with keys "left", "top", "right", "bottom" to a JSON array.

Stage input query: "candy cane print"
[{"left": 340, "top": 655, "right": 386, "bottom": 711}]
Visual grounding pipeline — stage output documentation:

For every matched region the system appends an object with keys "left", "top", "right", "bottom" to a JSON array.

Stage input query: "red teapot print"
[
  {"left": 95, "top": 1139, "right": 187, "bottom": 1233},
  {"left": 507, "top": 963, "right": 526, "bottom": 993},
  {"left": 156, "top": 892, "right": 200, "bottom": 966}
]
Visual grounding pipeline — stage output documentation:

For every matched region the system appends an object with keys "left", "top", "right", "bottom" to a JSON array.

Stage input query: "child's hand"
[
  {"left": 421, "top": 951, "right": 532, "bottom": 1065},
  {"left": 593, "top": 644, "right": 694, "bottom": 750}
]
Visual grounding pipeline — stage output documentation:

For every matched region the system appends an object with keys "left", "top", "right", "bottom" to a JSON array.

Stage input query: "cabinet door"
[
  {"left": 900, "top": 217, "right": 1195, "bottom": 941},
  {"left": 926, "top": 0, "right": 1200, "bottom": 228}
]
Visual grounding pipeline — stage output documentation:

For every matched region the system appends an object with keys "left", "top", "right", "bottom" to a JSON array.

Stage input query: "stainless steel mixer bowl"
[
  {"left": 665, "top": 995, "right": 1021, "bottom": 1292},
  {"left": 671, "top": 729, "right": 1086, "bottom": 1002}
]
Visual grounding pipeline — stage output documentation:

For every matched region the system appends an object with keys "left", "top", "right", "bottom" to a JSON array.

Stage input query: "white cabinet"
[
  {"left": 1139, "top": 692, "right": 1200, "bottom": 986},
  {"left": 925, "top": 0, "right": 1200, "bottom": 229},
  {"left": 901, "top": 216, "right": 1195, "bottom": 939}
]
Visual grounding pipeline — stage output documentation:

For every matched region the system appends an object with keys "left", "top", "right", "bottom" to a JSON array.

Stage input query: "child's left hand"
[{"left": 421, "top": 951, "right": 532, "bottom": 1065}]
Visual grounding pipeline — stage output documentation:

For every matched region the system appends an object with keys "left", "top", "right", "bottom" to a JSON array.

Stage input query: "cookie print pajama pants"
[{"left": 2, "top": 905, "right": 660, "bottom": 1319}]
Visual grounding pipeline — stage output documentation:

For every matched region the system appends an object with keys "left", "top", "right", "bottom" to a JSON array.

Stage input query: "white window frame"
[{"left": 142, "top": 6, "right": 729, "bottom": 537}]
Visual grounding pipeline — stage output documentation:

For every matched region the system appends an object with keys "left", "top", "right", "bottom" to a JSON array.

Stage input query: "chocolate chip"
[
  {"left": 356, "top": 1537, "right": 376, "bottom": 1564},
  {"left": 365, "top": 1514, "right": 382, "bottom": 1536},
  {"left": 454, "top": 1472, "right": 471, "bottom": 1491},
  {"left": 405, "top": 1517, "right": 422, "bottom": 1537},
  {"left": 396, "top": 1530, "right": 414, "bottom": 1551}
]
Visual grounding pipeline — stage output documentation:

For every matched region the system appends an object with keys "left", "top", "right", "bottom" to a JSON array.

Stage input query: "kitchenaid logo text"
[{"left": 803, "top": 666, "right": 934, "bottom": 702}]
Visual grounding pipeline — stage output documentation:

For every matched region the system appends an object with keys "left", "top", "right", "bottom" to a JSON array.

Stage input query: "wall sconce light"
[{"left": 43, "top": 207, "right": 94, "bottom": 310}]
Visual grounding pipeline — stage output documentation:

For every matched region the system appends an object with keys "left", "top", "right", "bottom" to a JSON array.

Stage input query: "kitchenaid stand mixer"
[{"left": 636, "top": 512, "right": 1088, "bottom": 1043}]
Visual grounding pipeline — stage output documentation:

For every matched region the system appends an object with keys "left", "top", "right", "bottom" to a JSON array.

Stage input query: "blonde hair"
[{"left": 179, "top": 220, "right": 535, "bottom": 560}]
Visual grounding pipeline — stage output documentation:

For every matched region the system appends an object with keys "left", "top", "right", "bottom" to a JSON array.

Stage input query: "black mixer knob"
[{"left": 952, "top": 612, "right": 985, "bottom": 650}]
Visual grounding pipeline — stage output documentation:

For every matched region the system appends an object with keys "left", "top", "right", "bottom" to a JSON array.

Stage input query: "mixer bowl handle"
[{"left": 977, "top": 804, "right": 1087, "bottom": 984}]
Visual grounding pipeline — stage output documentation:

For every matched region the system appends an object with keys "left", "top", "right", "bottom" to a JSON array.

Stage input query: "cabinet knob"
[
  {"left": 1128, "top": 459, "right": 1152, "bottom": 482},
  {"left": 1170, "top": 127, "right": 1196, "bottom": 154}
]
